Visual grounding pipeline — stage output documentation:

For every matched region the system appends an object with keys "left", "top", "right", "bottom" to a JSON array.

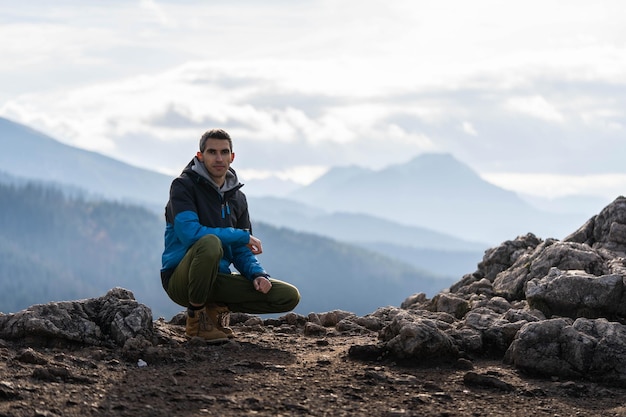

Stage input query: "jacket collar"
[{"left": 185, "top": 157, "right": 243, "bottom": 193}]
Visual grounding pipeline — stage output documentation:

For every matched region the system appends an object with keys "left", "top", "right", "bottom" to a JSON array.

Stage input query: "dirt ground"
[{"left": 1, "top": 318, "right": 626, "bottom": 417}]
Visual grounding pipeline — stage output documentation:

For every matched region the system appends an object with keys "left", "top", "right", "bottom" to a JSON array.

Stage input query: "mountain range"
[
  {"left": 0, "top": 117, "right": 171, "bottom": 213},
  {"left": 0, "top": 116, "right": 492, "bottom": 279},
  {"left": 286, "top": 153, "right": 594, "bottom": 244},
  {"left": 1, "top": 116, "right": 602, "bottom": 246},
  {"left": 0, "top": 115, "right": 614, "bottom": 313}
]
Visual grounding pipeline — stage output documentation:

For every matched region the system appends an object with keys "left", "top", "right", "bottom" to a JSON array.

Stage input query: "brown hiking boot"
[
  {"left": 185, "top": 307, "right": 230, "bottom": 342},
  {"left": 205, "top": 303, "right": 235, "bottom": 338}
]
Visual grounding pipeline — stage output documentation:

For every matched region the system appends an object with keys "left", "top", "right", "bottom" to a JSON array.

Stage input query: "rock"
[
  {"left": 400, "top": 293, "right": 427, "bottom": 309},
  {"left": 491, "top": 238, "right": 556, "bottom": 301},
  {"left": 0, "top": 381, "right": 20, "bottom": 400},
  {"left": 461, "top": 307, "right": 527, "bottom": 355},
  {"left": 463, "top": 278, "right": 494, "bottom": 297},
  {"left": 16, "top": 348, "right": 48, "bottom": 365},
  {"left": 463, "top": 371, "right": 515, "bottom": 392},
  {"left": 336, "top": 318, "right": 369, "bottom": 334},
  {"left": 505, "top": 317, "right": 626, "bottom": 386},
  {"left": 0, "top": 288, "right": 153, "bottom": 347},
  {"left": 472, "top": 233, "right": 542, "bottom": 283},
  {"left": 355, "top": 316, "right": 384, "bottom": 331},
  {"left": 304, "top": 322, "right": 327, "bottom": 336},
  {"left": 318, "top": 310, "right": 356, "bottom": 327},
  {"left": 348, "top": 344, "right": 386, "bottom": 361},
  {"left": 526, "top": 267, "right": 624, "bottom": 318},
  {"left": 379, "top": 310, "right": 459, "bottom": 360},
  {"left": 430, "top": 293, "right": 470, "bottom": 319},
  {"left": 565, "top": 196, "right": 626, "bottom": 252}
]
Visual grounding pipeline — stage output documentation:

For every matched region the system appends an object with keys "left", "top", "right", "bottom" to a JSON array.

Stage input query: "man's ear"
[
  {"left": 196, "top": 151, "right": 203, "bottom": 161},
  {"left": 231, "top": 152, "right": 235, "bottom": 162}
]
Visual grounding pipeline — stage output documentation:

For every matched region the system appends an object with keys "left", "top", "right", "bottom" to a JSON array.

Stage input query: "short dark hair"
[{"left": 199, "top": 129, "right": 233, "bottom": 152}]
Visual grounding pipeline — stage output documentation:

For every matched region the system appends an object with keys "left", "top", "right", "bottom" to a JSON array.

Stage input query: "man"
[{"left": 160, "top": 128, "right": 300, "bottom": 341}]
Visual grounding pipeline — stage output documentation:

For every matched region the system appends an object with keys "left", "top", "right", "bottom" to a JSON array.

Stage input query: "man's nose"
[{"left": 216, "top": 153, "right": 223, "bottom": 161}]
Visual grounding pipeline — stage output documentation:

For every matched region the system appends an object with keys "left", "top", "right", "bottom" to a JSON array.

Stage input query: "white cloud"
[
  {"left": 482, "top": 172, "right": 626, "bottom": 200},
  {"left": 240, "top": 165, "right": 329, "bottom": 185},
  {"left": 462, "top": 122, "right": 478, "bottom": 136},
  {"left": 580, "top": 108, "right": 624, "bottom": 132},
  {"left": 2, "top": 0, "right": 626, "bottom": 199},
  {"left": 504, "top": 95, "right": 565, "bottom": 123},
  {"left": 139, "top": 0, "right": 175, "bottom": 27}
]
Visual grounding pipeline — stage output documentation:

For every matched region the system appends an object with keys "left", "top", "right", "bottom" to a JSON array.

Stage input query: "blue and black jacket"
[{"left": 160, "top": 157, "right": 267, "bottom": 290}]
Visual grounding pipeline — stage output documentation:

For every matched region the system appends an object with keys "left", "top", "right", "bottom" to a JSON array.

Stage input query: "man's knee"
[
  {"left": 273, "top": 281, "right": 301, "bottom": 312},
  {"left": 194, "top": 234, "right": 223, "bottom": 256},
  {"left": 285, "top": 288, "right": 300, "bottom": 311}
]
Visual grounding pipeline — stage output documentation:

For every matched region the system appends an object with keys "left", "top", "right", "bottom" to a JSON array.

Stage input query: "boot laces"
[
  {"left": 198, "top": 310, "right": 212, "bottom": 331},
  {"left": 217, "top": 310, "right": 230, "bottom": 328}
]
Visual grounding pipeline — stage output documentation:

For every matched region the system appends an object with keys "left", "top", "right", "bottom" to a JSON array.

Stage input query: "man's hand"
[
  {"left": 253, "top": 276, "right": 272, "bottom": 294},
  {"left": 247, "top": 235, "right": 263, "bottom": 255}
]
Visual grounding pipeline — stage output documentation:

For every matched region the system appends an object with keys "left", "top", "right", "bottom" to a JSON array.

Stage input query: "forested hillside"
[
  {"left": 0, "top": 182, "right": 165, "bottom": 315},
  {"left": 0, "top": 183, "right": 454, "bottom": 318}
]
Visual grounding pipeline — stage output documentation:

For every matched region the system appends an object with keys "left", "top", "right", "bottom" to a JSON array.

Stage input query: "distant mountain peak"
[
  {"left": 306, "top": 164, "right": 370, "bottom": 187},
  {"left": 0, "top": 116, "right": 172, "bottom": 210},
  {"left": 386, "top": 152, "right": 479, "bottom": 178}
]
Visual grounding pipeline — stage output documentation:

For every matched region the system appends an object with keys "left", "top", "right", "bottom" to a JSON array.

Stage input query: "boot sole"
[{"left": 185, "top": 335, "right": 231, "bottom": 345}]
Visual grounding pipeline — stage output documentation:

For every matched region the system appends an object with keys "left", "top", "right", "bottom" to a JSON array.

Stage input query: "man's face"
[{"left": 197, "top": 138, "right": 235, "bottom": 184}]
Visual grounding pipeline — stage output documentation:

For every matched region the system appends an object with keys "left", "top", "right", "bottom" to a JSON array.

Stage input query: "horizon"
[
  {"left": 1, "top": 1, "right": 625, "bottom": 200},
  {"left": 0, "top": 113, "right": 620, "bottom": 209}
]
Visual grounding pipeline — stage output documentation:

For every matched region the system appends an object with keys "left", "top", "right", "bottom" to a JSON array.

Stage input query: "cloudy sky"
[{"left": 1, "top": 0, "right": 626, "bottom": 200}]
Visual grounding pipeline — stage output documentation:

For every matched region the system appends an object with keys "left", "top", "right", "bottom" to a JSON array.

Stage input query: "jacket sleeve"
[
  {"left": 229, "top": 193, "right": 268, "bottom": 280},
  {"left": 231, "top": 245, "right": 267, "bottom": 280},
  {"left": 174, "top": 211, "right": 250, "bottom": 247}
]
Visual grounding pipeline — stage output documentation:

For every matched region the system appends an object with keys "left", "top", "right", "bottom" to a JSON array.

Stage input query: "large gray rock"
[
  {"left": 378, "top": 310, "right": 459, "bottom": 360},
  {"left": 492, "top": 240, "right": 606, "bottom": 301},
  {"left": 565, "top": 196, "right": 626, "bottom": 253},
  {"left": 526, "top": 267, "right": 625, "bottom": 318},
  {"left": 450, "top": 233, "right": 542, "bottom": 294},
  {"left": 504, "top": 317, "right": 626, "bottom": 386},
  {"left": 0, "top": 288, "right": 153, "bottom": 347},
  {"left": 461, "top": 307, "right": 527, "bottom": 355}
]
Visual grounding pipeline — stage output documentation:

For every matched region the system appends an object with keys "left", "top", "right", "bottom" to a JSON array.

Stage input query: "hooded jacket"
[{"left": 160, "top": 157, "right": 267, "bottom": 290}]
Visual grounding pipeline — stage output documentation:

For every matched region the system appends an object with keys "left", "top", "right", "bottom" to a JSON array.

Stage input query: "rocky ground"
[
  {"left": 1, "top": 314, "right": 626, "bottom": 417},
  {"left": 5, "top": 198, "right": 626, "bottom": 416}
]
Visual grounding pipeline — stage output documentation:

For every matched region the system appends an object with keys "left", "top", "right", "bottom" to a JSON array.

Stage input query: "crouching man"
[{"left": 160, "top": 128, "right": 300, "bottom": 341}]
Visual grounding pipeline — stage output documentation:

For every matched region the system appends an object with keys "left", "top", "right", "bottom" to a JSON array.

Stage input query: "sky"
[{"left": 1, "top": 0, "right": 626, "bottom": 200}]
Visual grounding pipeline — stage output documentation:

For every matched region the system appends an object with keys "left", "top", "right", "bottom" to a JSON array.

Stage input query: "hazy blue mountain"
[
  {"left": 0, "top": 117, "right": 487, "bottom": 275},
  {"left": 240, "top": 176, "right": 301, "bottom": 197},
  {"left": 0, "top": 117, "right": 171, "bottom": 212},
  {"left": 253, "top": 223, "right": 454, "bottom": 315},
  {"left": 356, "top": 242, "right": 484, "bottom": 278},
  {"left": 248, "top": 195, "right": 487, "bottom": 279},
  {"left": 519, "top": 193, "right": 614, "bottom": 215},
  {"left": 249, "top": 195, "right": 486, "bottom": 251},
  {"left": 288, "top": 153, "right": 590, "bottom": 244}
]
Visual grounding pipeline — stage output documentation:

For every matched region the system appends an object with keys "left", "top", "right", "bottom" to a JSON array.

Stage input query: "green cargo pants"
[{"left": 166, "top": 234, "right": 300, "bottom": 314}]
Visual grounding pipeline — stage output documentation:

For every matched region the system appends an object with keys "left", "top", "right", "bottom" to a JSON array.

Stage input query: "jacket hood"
[{"left": 185, "top": 157, "right": 242, "bottom": 194}]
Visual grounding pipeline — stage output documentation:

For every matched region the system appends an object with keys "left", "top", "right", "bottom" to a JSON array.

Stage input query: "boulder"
[
  {"left": 0, "top": 288, "right": 153, "bottom": 348},
  {"left": 378, "top": 310, "right": 459, "bottom": 360},
  {"left": 565, "top": 196, "right": 626, "bottom": 252},
  {"left": 505, "top": 317, "right": 626, "bottom": 386},
  {"left": 526, "top": 267, "right": 624, "bottom": 318}
]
